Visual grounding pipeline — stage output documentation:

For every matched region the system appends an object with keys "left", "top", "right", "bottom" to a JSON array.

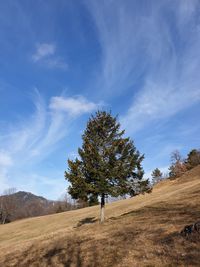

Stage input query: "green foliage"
[
  {"left": 151, "top": 168, "right": 163, "bottom": 185},
  {"left": 65, "top": 111, "right": 150, "bottom": 204},
  {"left": 137, "top": 179, "right": 152, "bottom": 194},
  {"left": 88, "top": 194, "right": 99, "bottom": 206},
  {"left": 185, "top": 149, "right": 200, "bottom": 170}
]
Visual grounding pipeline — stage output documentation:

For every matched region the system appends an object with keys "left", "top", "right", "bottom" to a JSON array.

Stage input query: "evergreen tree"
[
  {"left": 65, "top": 111, "right": 150, "bottom": 223},
  {"left": 151, "top": 168, "right": 163, "bottom": 185},
  {"left": 185, "top": 149, "right": 200, "bottom": 170}
]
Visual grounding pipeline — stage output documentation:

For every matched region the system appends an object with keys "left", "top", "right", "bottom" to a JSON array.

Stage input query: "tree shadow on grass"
[
  {"left": 43, "top": 240, "right": 84, "bottom": 267},
  {"left": 6, "top": 224, "right": 141, "bottom": 267},
  {"left": 75, "top": 217, "right": 98, "bottom": 228},
  {"left": 120, "top": 202, "right": 200, "bottom": 226},
  {"left": 43, "top": 239, "right": 108, "bottom": 267},
  {"left": 151, "top": 227, "right": 200, "bottom": 266}
]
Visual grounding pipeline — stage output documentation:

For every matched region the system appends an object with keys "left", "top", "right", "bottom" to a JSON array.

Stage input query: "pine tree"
[
  {"left": 151, "top": 168, "right": 163, "bottom": 185},
  {"left": 65, "top": 111, "right": 150, "bottom": 223},
  {"left": 185, "top": 149, "right": 200, "bottom": 170}
]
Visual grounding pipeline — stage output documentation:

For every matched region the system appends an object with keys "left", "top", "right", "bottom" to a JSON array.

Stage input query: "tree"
[
  {"left": 168, "top": 150, "right": 186, "bottom": 179},
  {"left": 151, "top": 168, "right": 163, "bottom": 185},
  {"left": 65, "top": 111, "right": 150, "bottom": 223},
  {"left": 185, "top": 149, "right": 200, "bottom": 170},
  {"left": 0, "top": 188, "right": 17, "bottom": 224},
  {"left": 53, "top": 193, "right": 76, "bottom": 213}
]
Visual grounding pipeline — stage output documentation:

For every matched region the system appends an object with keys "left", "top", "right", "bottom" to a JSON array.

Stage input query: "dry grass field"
[{"left": 0, "top": 166, "right": 200, "bottom": 267}]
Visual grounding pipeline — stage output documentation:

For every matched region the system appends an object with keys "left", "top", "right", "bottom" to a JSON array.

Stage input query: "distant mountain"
[
  {"left": 0, "top": 191, "right": 74, "bottom": 223},
  {"left": 11, "top": 191, "right": 52, "bottom": 206}
]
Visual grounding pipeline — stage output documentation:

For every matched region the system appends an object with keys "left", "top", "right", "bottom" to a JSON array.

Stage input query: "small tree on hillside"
[
  {"left": 185, "top": 149, "right": 200, "bottom": 170},
  {"left": 151, "top": 168, "right": 163, "bottom": 185},
  {"left": 169, "top": 150, "right": 186, "bottom": 179},
  {"left": 0, "top": 188, "right": 17, "bottom": 224},
  {"left": 65, "top": 111, "right": 150, "bottom": 223}
]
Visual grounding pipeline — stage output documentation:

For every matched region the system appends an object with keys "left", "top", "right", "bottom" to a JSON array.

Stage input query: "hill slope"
[
  {"left": 0, "top": 191, "right": 75, "bottom": 223},
  {"left": 0, "top": 166, "right": 200, "bottom": 266},
  {"left": 0, "top": 191, "right": 57, "bottom": 222}
]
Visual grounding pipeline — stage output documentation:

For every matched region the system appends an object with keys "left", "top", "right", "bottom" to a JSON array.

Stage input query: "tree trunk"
[
  {"left": 2, "top": 212, "right": 7, "bottom": 224},
  {"left": 2, "top": 216, "right": 6, "bottom": 224},
  {"left": 100, "top": 193, "right": 105, "bottom": 223}
]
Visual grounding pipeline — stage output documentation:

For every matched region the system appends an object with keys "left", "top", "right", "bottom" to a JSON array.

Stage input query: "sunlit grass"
[{"left": 0, "top": 166, "right": 200, "bottom": 266}]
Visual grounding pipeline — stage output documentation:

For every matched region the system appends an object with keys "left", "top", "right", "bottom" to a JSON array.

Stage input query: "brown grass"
[{"left": 0, "top": 166, "right": 200, "bottom": 266}]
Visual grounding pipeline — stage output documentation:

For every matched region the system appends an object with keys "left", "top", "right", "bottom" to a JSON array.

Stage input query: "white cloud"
[
  {"left": 86, "top": 0, "right": 200, "bottom": 133},
  {"left": 0, "top": 90, "right": 99, "bottom": 197},
  {"left": 44, "top": 58, "right": 68, "bottom": 70},
  {"left": 121, "top": 78, "right": 200, "bottom": 133},
  {"left": 0, "top": 169, "right": 10, "bottom": 193},
  {"left": 0, "top": 152, "right": 13, "bottom": 167},
  {"left": 32, "top": 43, "right": 67, "bottom": 70},
  {"left": 32, "top": 43, "right": 55, "bottom": 62},
  {"left": 3, "top": 92, "right": 98, "bottom": 161},
  {"left": 16, "top": 172, "right": 67, "bottom": 200},
  {"left": 49, "top": 96, "right": 98, "bottom": 116},
  {"left": 68, "top": 151, "right": 79, "bottom": 160},
  {"left": 177, "top": 0, "right": 199, "bottom": 25}
]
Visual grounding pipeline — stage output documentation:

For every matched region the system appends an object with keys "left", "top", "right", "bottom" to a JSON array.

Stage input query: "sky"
[{"left": 0, "top": 0, "right": 200, "bottom": 200}]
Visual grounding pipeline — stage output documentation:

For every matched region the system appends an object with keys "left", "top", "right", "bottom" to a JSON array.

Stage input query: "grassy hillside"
[
  {"left": 0, "top": 191, "right": 74, "bottom": 223},
  {"left": 0, "top": 166, "right": 200, "bottom": 267}
]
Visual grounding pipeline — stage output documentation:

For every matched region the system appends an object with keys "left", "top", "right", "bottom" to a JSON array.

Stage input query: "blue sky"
[{"left": 0, "top": 0, "right": 200, "bottom": 200}]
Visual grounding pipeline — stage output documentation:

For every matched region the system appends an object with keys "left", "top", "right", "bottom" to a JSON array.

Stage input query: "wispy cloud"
[
  {"left": 32, "top": 43, "right": 55, "bottom": 62},
  {"left": 0, "top": 90, "right": 99, "bottom": 197},
  {"left": 0, "top": 169, "right": 10, "bottom": 193},
  {"left": 0, "top": 152, "right": 13, "bottom": 193},
  {"left": 32, "top": 43, "right": 68, "bottom": 70},
  {"left": 50, "top": 96, "right": 99, "bottom": 116},
  {"left": 86, "top": 0, "right": 200, "bottom": 133},
  {"left": 44, "top": 58, "right": 68, "bottom": 70},
  {"left": 0, "top": 151, "right": 13, "bottom": 167},
  {"left": 16, "top": 172, "right": 67, "bottom": 200}
]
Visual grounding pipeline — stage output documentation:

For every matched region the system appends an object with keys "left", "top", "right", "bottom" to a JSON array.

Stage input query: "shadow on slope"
[
  {"left": 1, "top": 166, "right": 200, "bottom": 266},
  {"left": 75, "top": 217, "right": 98, "bottom": 228},
  {"left": 2, "top": 207, "right": 200, "bottom": 267}
]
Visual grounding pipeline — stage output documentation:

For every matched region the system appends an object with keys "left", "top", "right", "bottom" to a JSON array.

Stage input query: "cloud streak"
[
  {"left": 50, "top": 96, "right": 99, "bottom": 116},
  {"left": 0, "top": 90, "right": 99, "bottom": 197},
  {"left": 0, "top": 152, "right": 13, "bottom": 167},
  {"left": 32, "top": 43, "right": 68, "bottom": 70},
  {"left": 32, "top": 43, "right": 55, "bottom": 62},
  {"left": 86, "top": 0, "right": 200, "bottom": 133}
]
